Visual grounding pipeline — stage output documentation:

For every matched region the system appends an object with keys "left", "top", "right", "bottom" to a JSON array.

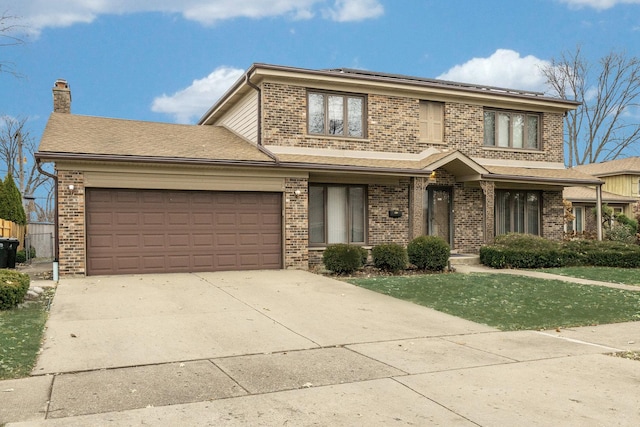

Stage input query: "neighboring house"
[
  {"left": 36, "top": 65, "right": 601, "bottom": 276},
  {"left": 563, "top": 186, "right": 636, "bottom": 234},
  {"left": 572, "top": 157, "right": 640, "bottom": 218}
]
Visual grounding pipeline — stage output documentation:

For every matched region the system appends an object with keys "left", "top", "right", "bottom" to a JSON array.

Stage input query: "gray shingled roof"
[
  {"left": 572, "top": 157, "right": 640, "bottom": 176},
  {"left": 36, "top": 113, "right": 603, "bottom": 186},
  {"left": 563, "top": 186, "right": 637, "bottom": 203},
  {"left": 37, "top": 113, "right": 274, "bottom": 163}
]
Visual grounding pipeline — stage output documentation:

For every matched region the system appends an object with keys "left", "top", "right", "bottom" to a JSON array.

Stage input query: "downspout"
[
  {"left": 245, "top": 73, "right": 263, "bottom": 147},
  {"left": 245, "top": 73, "right": 280, "bottom": 164},
  {"left": 36, "top": 158, "right": 59, "bottom": 281},
  {"left": 596, "top": 183, "right": 603, "bottom": 241}
]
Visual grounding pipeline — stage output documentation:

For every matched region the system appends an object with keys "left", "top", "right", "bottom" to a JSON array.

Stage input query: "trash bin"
[
  {"left": 0, "top": 238, "right": 8, "bottom": 268},
  {"left": 5, "top": 238, "right": 19, "bottom": 269}
]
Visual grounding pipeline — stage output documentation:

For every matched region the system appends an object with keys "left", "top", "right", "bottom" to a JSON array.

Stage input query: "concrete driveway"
[{"left": 2, "top": 270, "right": 640, "bottom": 426}]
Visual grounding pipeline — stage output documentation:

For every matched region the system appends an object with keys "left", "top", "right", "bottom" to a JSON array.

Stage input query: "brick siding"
[{"left": 57, "top": 170, "right": 86, "bottom": 275}]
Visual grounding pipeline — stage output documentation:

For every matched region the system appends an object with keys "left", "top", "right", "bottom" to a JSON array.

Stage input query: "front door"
[{"left": 425, "top": 187, "right": 452, "bottom": 245}]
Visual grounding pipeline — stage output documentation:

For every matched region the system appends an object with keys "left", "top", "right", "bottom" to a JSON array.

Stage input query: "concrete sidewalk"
[{"left": 2, "top": 269, "right": 639, "bottom": 426}]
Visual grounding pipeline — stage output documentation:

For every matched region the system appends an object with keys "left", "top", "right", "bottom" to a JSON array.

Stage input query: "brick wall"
[
  {"left": 57, "top": 170, "right": 86, "bottom": 275},
  {"left": 368, "top": 179, "right": 411, "bottom": 246},
  {"left": 284, "top": 177, "right": 309, "bottom": 269},
  {"left": 542, "top": 190, "right": 565, "bottom": 241}
]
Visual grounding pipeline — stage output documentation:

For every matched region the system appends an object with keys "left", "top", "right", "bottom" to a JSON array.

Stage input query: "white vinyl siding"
[
  {"left": 218, "top": 91, "right": 259, "bottom": 143},
  {"left": 419, "top": 101, "right": 444, "bottom": 143}
]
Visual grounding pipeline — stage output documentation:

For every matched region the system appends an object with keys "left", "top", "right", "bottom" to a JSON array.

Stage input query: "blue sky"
[{"left": 1, "top": 0, "right": 639, "bottom": 144}]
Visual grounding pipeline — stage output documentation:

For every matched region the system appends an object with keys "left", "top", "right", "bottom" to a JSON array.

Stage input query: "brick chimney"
[{"left": 52, "top": 79, "right": 71, "bottom": 113}]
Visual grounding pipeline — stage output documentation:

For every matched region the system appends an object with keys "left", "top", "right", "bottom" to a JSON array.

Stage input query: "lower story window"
[
  {"left": 309, "top": 184, "right": 366, "bottom": 244},
  {"left": 495, "top": 190, "right": 540, "bottom": 235},
  {"left": 566, "top": 206, "right": 584, "bottom": 233}
]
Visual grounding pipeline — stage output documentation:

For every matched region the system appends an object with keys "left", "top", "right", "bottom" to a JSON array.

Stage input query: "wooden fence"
[{"left": 0, "top": 219, "right": 26, "bottom": 251}]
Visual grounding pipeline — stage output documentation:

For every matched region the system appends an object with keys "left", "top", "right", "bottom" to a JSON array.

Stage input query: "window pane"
[
  {"left": 575, "top": 207, "right": 583, "bottom": 232},
  {"left": 308, "top": 93, "right": 325, "bottom": 134},
  {"left": 512, "top": 114, "right": 524, "bottom": 148},
  {"left": 349, "top": 187, "right": 365, "bottom": 242},
  {"left": 327, "top": 187, "right": 348, "bottom": 243},
  {"left": 495, "top": 191, "right": 511, "bottom": 235},
  {"left": 526, "top": 115, "right": 539, "bottom": 149},
  {"left": 513, "top": 192, "right": 525, "bottom": 233},
  {"left": 526, "top": 192, "right": 539, "bottom": 235},
  {"left": 483, "top": 111, "right": 495, "bottom": 146},
  {"left": 328, "top": 96, "right": 344, "bottom": 135},
  {"left": 497, "top": 113, "right": 510, "bottom": 147},
  {"left": 309, "top": 185, "right": 325, "bottom": 243},
  {"left": 347, "top": 97, "right": 363, "bottom": 137}
]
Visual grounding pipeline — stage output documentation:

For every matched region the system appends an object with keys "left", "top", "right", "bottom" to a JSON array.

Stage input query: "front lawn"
[
  {"left": 0, "top": 289, "right": 53, "bottom": 380},
  {"left": 347, "top": 273, "right": 640, "bottom": 331},
  {"left": 537, "top": 266, "right": 640, "bottom": 286}
]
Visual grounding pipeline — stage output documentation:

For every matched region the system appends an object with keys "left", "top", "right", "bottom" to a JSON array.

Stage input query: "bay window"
[
  {"left": 495, "top": 190, "right": 540, "bottom": 235},
  {"left": 309, "top": 184, "right": 366, "bottom": 245}
]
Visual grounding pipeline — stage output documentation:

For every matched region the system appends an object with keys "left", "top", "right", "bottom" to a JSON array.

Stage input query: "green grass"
[
  {"left": 0, "top": 289, "right": 53, "bottom": 380},
  {"left": 347, "top": 273, "right": 640, "bottom": 331},
  {"left": 538, "top": 267, "right": 640, "bottom": 286}
]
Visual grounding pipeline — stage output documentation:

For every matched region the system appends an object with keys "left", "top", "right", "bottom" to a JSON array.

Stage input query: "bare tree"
[
  {"left": 0, "top": 115, "right": 54, "bottom": 221},
  {"left": 541, "top": 47, "right": 640, "bottom": 167},
  {"left": 1, "top": 11, "right": 25, "bottom": 77}
]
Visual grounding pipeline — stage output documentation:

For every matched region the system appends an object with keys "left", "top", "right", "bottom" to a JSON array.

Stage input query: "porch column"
[
  {"left": 409, "top": 177, "right": 426, "bottom": 239},
  {"left": 596, "top": 183, "right": 603, "bottom": 241},
  {"left": 480, "top": 181, "right": 495, "bottom": 245}
]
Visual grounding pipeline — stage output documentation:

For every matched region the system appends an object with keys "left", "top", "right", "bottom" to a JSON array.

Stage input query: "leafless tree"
[
  {"left": 0, "top": 115, "right": 54, "bottom": 221},
  {"left": 541, "top": 47, "right": 640, "bottom": 167},
  {"left": 1, "top": 11, "right": 25, "bottom": 77}
]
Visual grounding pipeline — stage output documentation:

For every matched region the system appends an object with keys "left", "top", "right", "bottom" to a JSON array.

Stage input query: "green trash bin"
[
  {"left": 0, "top": 238, "right": 8, "bottom": 268},
  {"left": 6, "top": 238, "right": 19, "bottom": 269}
]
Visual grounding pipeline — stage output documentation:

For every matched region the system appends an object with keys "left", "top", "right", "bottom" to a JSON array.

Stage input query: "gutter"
[
  {"left": 482, "top": 173, "right": 603, "bottom": 186},
  {"left": 35, "top": 156, "right": 59, "bottom": 281},
  {"left": 35, "top": 151, "right": 431, "bottom": 177}
]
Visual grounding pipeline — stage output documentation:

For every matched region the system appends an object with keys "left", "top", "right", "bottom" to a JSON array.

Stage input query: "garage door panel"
[
  {"left": 115, "top": 234, "right": 140, "bottom": 248},
  {"left": 86, "top": 189, "right": 282, "bottom": 275}
]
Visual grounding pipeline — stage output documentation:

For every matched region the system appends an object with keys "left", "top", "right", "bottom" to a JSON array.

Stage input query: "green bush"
[
  {"left": 606, "top": 224, "right": 637, "bottom": 244},
  {"left": 16, "top": 246, "right": 36, "bottom": 264},
  {"left": 323, "top": 244, "right": 364, "bottom": 274},
  {"left": 371, "top": 243, "right": 408, "bottom": 273},
  {"left": 358, "top": 246, "right": 369, "bottom": 266},
  {"left": 0, "top": 270, "right": 30, "bottom": 310},
  {"left": 407, "top": 236, "right": 450, "bottom": 271},
  {"left": 615, "top": 214, "right": 638, "bottom": 234},
  {"left": 482, "top": 234, "right": 640, "bottom": 269}
]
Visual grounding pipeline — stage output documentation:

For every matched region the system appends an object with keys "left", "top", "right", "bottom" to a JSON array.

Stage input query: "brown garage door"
[{"left": 86, "top": 188, "right": 282, "bottom": 275}]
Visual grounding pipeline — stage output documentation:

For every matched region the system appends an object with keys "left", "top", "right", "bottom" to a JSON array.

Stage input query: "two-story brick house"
[{"left": 37, "top": 64, "right": 601, "bottom": 276}]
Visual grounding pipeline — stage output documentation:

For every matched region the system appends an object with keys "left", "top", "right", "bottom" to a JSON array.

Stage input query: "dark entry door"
[{"left": 425, "top": 187, "right": 452, "bottom": 245}]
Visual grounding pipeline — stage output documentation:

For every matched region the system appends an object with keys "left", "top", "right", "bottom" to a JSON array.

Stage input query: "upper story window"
[
  {"left": 484, "top": 110, "right": 540, "bottom": 149},
  {"left": 419, "top": 101, "right": 444, "bottom": 143},
  {"left": 308, "top": 91, "right": 365, "bottom": 138}
]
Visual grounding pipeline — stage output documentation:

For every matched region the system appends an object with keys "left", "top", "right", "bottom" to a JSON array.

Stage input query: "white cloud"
[
  {"left": 2, "top": 0, "right": 383, "bottom": 34},
  {"left": 558, "top": 0, "right": 640, "bottom": 10},
  {"left": 323, "top": 0, "right": 384, "bottom": 22},
  {"left": 151, "top": 66, "right": 244, "bottom": 124},
  {"left": 437, "top": 49, "right": 551, "bottom": 93}
]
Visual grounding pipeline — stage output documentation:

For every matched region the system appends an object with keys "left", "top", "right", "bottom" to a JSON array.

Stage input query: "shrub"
[
  {"left": 322, "top": 244, "right": 364, "bottom": 274},
  {"left": 482, "top": 234, "right": 640, "bottom": 269},
  {"left": 371, "top": 243, "right": 408, "bottom": 273},
  {"left": 0, "top": 270, "right": 30, "bottom": 310},
  {"left": 407, "top": 236, "right": 450, "bottom": 271},
  {"left": 481, "top": 234, "right": 564, "bottom": 269},
  {"left": 615, "top": 213, "right": 638, "bottom": 234},
  {"left": 16, "top": 246, "right": 36, "bottom": 264},
  {"left": 606, "top": 224, "right": 637, "bottom": 244},
  {"left": 358, "top": 246, "right": 369, "bottom": 266}
]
